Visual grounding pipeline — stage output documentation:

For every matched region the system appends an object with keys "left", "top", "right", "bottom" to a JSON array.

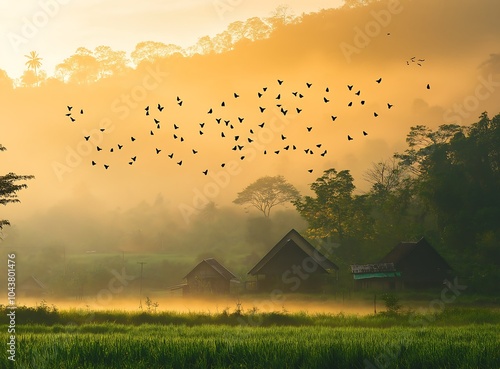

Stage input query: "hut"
[
  {"left": 351, "top": 237, "right": 452, "bottom": 290},
  {"left": 18, "top": 275, "right": 48, "bottom": 298},
  {"left": 183, "top": 258, "right": 238, "bottom": 295},
  {"left": 247, "top": 229, "right": 339, "bottom": 292}
]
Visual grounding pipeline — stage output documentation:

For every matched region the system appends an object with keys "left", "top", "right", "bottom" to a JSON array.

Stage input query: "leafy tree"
[
  {"left": 55, "top": 47, "right": 99, "bottom": 84},
  {"left": 0, "top": 69, "right": 13, "bottom": 90},
  {"left": 94, "top": 45, "right": 130, "bottom": 78},
  {"left": 131, "top": 41, "right": 184, "bottom": 65},
  {"left": 294, "top": 169, "right": 370, "bottom": 241},
  {"left": 0, "top": 145, "right": 34, "bottom": 230},
  {"left": 234, "top": 175, "right": 300, "bottom": 217}
]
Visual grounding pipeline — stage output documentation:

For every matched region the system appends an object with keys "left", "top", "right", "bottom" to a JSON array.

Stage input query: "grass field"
[
  {"left": 1, "top": 305, "right": 499, "bottom": 369},
  {"left": 3, "top": 323, "right": 498, "bottom": 369}
]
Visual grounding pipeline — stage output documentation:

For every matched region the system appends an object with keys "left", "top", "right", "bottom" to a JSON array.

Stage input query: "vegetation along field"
[{"left": 1, "top": 304, "right": 499, "bottom": 369}]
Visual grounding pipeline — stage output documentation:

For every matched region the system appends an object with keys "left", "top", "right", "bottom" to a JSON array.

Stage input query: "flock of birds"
[{"left": 65, "top": 69, "right": 430, "bottom": 175}]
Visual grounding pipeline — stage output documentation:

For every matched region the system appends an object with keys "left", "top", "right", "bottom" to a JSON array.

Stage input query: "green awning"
[{"left": 353, "top": 272, "right": 401, "bottom": 280}]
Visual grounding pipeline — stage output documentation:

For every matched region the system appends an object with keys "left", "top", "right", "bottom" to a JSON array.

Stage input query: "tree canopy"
[
  {"left": 0, "top": 145, "right": 34, "bottom": 230},
  {"left": 233, "top": 175, "right": 300, "bottom": 217}
]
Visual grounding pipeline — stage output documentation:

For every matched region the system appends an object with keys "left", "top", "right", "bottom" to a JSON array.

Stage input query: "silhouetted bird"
[
  {"left": 221, "top": 132, "right": 225, "bottom": 138},
  {"left": 308, "top": 169, "right": 313, "bottom": 173},
  {"left": 208, "top": 108, "right": 213, "bottom": 114},
  {"left": 216, "top": 118, "right": 221, "bottom": 124},
  {"left": 177, "top": 161, "right": 182, "bottom": 166},
  {"left": 200, "top": 123, "right": 205, "bottom": 128},
  {"left": 331, "top": 116, "right": 337, "bottom": 121},
  {"left": 203, "top": 170, "right": 208, "bottom": 175},
  {"left": 348, "top": 102, "right": 352, "bottom": 107},
  {"left": 91, "top": 161, "right": 96, "bottom": 166},
  {"left": 100, "top": 128, "right": 105, "bottom": 132},
  {"left": 324, "top": 97, "right": 329, "bottom": 103},
  {"left": 104, "top": 164, "right": 109, "bottom": 169},
  {"left": 276, "top": 93, "right": 281, "bottom": 100},
  {"left": 296, "top": 108, "right": 302, "bottom": 113},
  {"left": 131, "top": 136, "right": 136, "bottom": 141},
  {"left": 281, "top": 108, "right": 288, "bottom": 116},
  {"left": 67, "top": 106, "right": 72, "bottom": 111},
  {"left": 321, "top": 150, "right": 327, "bottom": 157},
  {"left": 306, "top": 82, "right": 312, "bottom": 88},
  {"left": 118, "top": 144, "right": 123, "bottom": 149},
  {"left": 80, "top": 109, "right": 84, "bottom": 114},
  {"left": 326, "top": 87, "right": 329, "bottom": 92},
  {"left": 234, "top": 135, "right": 240, "bottom": 141},
  {"left": 259, "top": 107, "right": 266, "bottom": 113},
  {"left": 154, "top": 118, "right": 160, "bottom": 124},
  {"left": 150, "top": 130, "right": 154, "bottom": 135},
  {"left": 168, "top": 153, "right": 174, "bottom": 158},
  {"left": 387, "top": 103, "right": 393, "bottom": 109},
  {"left": 292, "top": 92, "right": 298, "bottom": 96},
  {"left": 110, "top": 148, "right": 114, "bottom": 152},
  {"left": 277, "top": 79, "right": 283, "bottom": 85},
  {"left": 192, "top": 149, "right": 198, "bottom": 154},
  {"left": 361, "top": 100, "right": 365, "bottom": 105},
  {"left": 284, "top": 145, "right": 289, "bottom": 150},
  {"left": 178, "top": 101, "right": 183, "bottom": 106},
  {"left": 374, "top": 112, "right": 378, "bottom": 117},
  {"left": 427, "top": 84, "right": 430, "bottom": 89},
  {"left": 281, "top": 134, "right": 286, "bottom": 140},
  {"left": 156, "top": 148, "right": 161, "bottom": 154},
  {"left": 70, "top": 117, "right": 75, "bottom": 122},
  {"left": 363, "top": 131, "right": 368, "bottom": 136},
  {"left": 84, "top": 136, "right": 90, "bottom": 141},
  {"left": 234, "top": 93, "right": 239, "bottom": 98},
  {"left": 307, "top": 127, "right": 312, "bottom": 132},
  {"left": 348, "top": 135, "right": 353, "bottom": 141},
  {"left": 275, "top": 150, "right": 280, "bottom": 154},
  {"left": 97, "top": 146, "right": 102, "bottom": 151},
  {"left": 221, "top": 163, "right": 225, "bottom": 167},
  {"left": 238, "top": 117, "right": 244, "bottom": 123},
  {"left": 376, "top": 78, "right": 382, "bottom": 83},
  {"left": 158, "top": 104, "right": 164, "bottom": 112},
  {"left": 199, "top": 131, "right": 204, "bottom": 135},
  {"left": 131, "top": 156, "right": 136, "bottom": 161},
  {"left": 258, "top": 92, "right": 263, "bottom": 98},
  {"left": 221, "top": 101, "right": 225, "bottom": 107},
  {"left": 258, "top": 122, "right": 265, "bottom": 128},
  {"left": 347, "top": 85, "right": 353, "bottom": 90},
  {"left": 355, "top": 90, "right": 360, "bottom": 96}
]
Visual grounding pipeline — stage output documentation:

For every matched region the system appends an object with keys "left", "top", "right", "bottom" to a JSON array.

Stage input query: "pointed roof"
[
  {"left": 379, "top": 237, "right": 452, "bottom": 269},
  {"left": 185, "top": 258, "right": 238, "bottom": 281},
  {"left": 248, "top": 229, "right": 338, "bottom": 275}
]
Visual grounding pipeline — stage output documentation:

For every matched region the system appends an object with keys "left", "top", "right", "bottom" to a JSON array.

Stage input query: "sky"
[
  {"left": 0, "top": 0, "right": 342, "bottom": 79},
  {"left": 1, "top": 0, "right": 500, "bottom": 253}
]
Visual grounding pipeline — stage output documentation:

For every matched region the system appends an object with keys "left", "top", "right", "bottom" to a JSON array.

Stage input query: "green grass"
[{"left": 3, "top": 324, "right": 499, "bottom": 369}]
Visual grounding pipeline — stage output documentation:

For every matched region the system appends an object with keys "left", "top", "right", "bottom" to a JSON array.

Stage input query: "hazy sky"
[
  {"left": 0, "top": 0, "right": 342, "bottom": 79},
  {"left": 1, "top": 0, "right": 499, "bottom": 251}
]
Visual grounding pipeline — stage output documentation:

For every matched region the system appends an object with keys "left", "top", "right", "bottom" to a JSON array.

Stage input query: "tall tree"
[
  {"left": 24, "top": 51, "right": 42, "bottom": 86},
  {"left": 233, "top": 175, "right": 300, "bottom": 217},
  {"left": 0, "top": 145, "right": 34, "bottom": 230},
  {"left": 294, "top": 169, "right": 370, "bottom": 241}
]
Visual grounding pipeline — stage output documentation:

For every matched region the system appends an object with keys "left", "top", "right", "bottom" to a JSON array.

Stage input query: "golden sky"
[
  {"left": 0, "top": 0, "right": 341, "bottom": 79},
  {"left": 1, "top": 0, "right": 499, "bottom": 251}
]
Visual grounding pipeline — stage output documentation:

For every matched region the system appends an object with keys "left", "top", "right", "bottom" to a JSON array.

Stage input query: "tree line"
[{"left": 234, "top": 112, "right": 500, "bottom": 294}]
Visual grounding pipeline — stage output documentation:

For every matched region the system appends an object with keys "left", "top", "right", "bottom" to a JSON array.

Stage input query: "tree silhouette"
[
  {"left": 24, "top": 51, "right": 42, "bottom": 86},
  {"left": 0, "top": 145, "right": 34, "bottom": 231},
  {"left": 234, "top": 175, "right": 300, "bottom": 217}
]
